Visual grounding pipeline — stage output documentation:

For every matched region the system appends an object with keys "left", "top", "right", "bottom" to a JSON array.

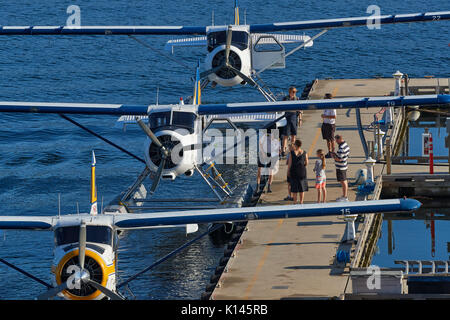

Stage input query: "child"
[{"left": 314, "top": 149, "right": 327, "bottom": 203}]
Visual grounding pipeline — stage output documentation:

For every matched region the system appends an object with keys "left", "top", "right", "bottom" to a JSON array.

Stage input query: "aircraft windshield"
[
  {"left": 172, "top": 111, "right": 196, "bottom": 130},
  {"left": 149, "top": 111, "right": 196, "bottom": 131},
  {"left": 207, "top": 31, "right": 249, "bottom": 51},
  {"left": 55, "top": 225, "right": 112, "bottom": 246},
  {"left": 149, "top": 112, "right": 171, "bottom": 129}
]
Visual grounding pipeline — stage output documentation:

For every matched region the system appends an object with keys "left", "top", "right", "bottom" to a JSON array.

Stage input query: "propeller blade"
[
  {"left": 227, "top": 65, "right": 257, "bottom": 87},
  {"left": 200, "top": 65, "right": 224, "bottom": 79},
  {"left": 136, "top": 118, "right": 169, "bottom": 157},
  {"left": 79, "top": 222, "right": 86, "bottom": 271},
  {"left": 86, "top": 279, "right": 124, "bottom": 300},
  {"left": 225, "top": 25, "right": 232, "bottom": 66},
  {"left": 37, "top": 281, "right": 70, "bottom": 300},
  {"left": 150, "top": 158, "right": 166, "bottom": 194}
]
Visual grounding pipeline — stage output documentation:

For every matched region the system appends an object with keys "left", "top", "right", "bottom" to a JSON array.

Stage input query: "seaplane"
[
  {"left": 0, "top": 1, "right": 449, "bottom": 101},
  {"left": 0, "top": 149, "right": 423, "bottom": 300},
  {"left": 0, "top": 63, "right": 450, "bottom": 197}
]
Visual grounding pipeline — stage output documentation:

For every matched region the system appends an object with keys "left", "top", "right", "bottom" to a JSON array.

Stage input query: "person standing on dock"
[
  {"left": 257, "top": 130, "right": 280, "bottom": 194},
  {"left": 281, "top": 86, "right": 302, "bottom": 157},
  {"left": 314, "top": 149, "right": 327, "bottom": 203},
  {"left": 284, "top": 143, "right": 294, "bottom": 201},
  {"left": 321, "top": 93, "right": 336, "bottom": 158},
  {"left": 287, "top": 140, "right": 308, "bottom": 204},
  {"left": 332, "top": 135, "right": 350, "bottom": 201}
]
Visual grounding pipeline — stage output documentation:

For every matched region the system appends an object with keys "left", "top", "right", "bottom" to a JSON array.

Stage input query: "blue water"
[
  {"left": 373, "top": 125, "right": 450, "bottom": 268},
  {"left": 0, "top": 0, "right": 449, "bottom": 299},
  {"left": 409, "top": 125, "right": 448, "bottom": 162},
  {"left": 373, "top": 209, "right": 450, "bottom": 268}
]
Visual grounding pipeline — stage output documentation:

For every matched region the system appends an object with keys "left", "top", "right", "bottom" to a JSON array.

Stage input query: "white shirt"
[
  {"left": 323, "top": 109, "right": 336, "bottom": 124},
  {"left": 259, "top": 134, "right": 280, "bottom": 156}
]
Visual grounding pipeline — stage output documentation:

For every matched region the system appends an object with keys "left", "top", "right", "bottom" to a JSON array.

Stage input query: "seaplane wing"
[
  {"left": 0, "top": 11, "right": 448, "bottom": 36},
  {"left": 0, "top": 94, "right": 449, "bottom": 116},
  {"left": 249, "top": 11, "right": 450, "bottom": 33},
  {"left": 0, "top": 101, "right": 150, "bottom": 115},
  {"left": 0, "top": 216, "right": 55, "bottom": 230},
  {"left": 111, "top": 199, "right": 420, "bottom": 230},
  {"left": 0, "top": 199, "right": 421, "bottom": 231},
  {"left": 0, "top": 26, "right": 207, "bottom": 36},
  {"left": 197, "top": 94, "right": 450, "bottom": 115}
]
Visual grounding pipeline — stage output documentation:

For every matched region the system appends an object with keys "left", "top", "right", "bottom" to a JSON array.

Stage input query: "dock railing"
[{"left": 351, "top": 174, "right": 384, "bottom": 268}]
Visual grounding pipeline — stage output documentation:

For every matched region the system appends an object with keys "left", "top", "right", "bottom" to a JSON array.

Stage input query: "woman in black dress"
[{"left": 287, "top": 140, "right": 309, "bottom": 204}]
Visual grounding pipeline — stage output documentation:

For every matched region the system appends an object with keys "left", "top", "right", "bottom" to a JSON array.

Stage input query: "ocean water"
[
  {"left": 0, "top": 0, "right": 449, "bottom": 299},
  {"left": 372, "top": 125, "right": 450, "bottom": 268}
]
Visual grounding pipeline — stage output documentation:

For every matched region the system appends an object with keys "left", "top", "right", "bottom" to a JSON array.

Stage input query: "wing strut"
[
  {"left": 59, "top": 114, "right": 146, "bottom": 164},
  {"left": 0, "top": 258, "right": 53, "bottom": 289},
  {"left": 255, "top": 29, "right": 328, "bottom": 76},
  {"left": 117, "top": 223, "right": 223, "bottom": 289}
]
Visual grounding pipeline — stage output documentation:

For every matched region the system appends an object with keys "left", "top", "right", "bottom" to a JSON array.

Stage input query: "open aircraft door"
[{"left": 251, "top": 34, "right": 286, "bottom": 71}]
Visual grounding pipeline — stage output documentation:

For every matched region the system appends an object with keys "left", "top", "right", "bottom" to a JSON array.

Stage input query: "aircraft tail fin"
[
  {"left": 234, "top": 0, "right": 240, "bottom": 25},
  {"left": 193, "top": 60, "right": 202, "bottom": 105},
  {"left": 90, "top": 150, "right": 98, "bottom": 215}
]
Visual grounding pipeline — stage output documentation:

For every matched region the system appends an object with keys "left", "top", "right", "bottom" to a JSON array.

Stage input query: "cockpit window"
[
  {"left": 55, "top": 226, "right": 112, "bottom": 246},
  {"left": 172, "top": 112, "right": 196, "bottom": 130},
  {"left": 207, "top": 31, "right": 249, "bottom": 51},
  {"left": 149, "top": 111, "right": 171, "bottom": 129}
]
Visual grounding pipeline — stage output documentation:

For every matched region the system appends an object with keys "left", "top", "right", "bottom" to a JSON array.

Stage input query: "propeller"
[
  {"left": 224, "top": 25, "right": 232, "bottom": 65},
  {"left": 37, "top": 221, "right": 124, "bottom": 300},
  {"left": 37, "top": 281, "right": 71, "bottom": 300},
  {"left": 200, "top": 25, "right": 254, "bottom": 86},
  {"left": 79, "top": 222, "right": 86, "bottom": 271},
  {"left": 85, "top": 279, "right": 123, "bottom": 300},
  {"left": 136, "top": 117, "right": 170, "bottom": 194}
]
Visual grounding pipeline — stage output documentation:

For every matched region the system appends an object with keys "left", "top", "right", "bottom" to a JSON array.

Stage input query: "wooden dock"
[{"left": 211, "top": 77, "right": 449, "bottom": 300}]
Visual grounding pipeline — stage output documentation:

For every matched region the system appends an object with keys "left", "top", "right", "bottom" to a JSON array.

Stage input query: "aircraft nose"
[{"left": 399, "top": 198, "right": 421, "bottom": 212}]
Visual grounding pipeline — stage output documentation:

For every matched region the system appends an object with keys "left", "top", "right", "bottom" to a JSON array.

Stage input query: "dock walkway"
[{"left": 211, "top": 77, "right": 448, "bottom": 300}]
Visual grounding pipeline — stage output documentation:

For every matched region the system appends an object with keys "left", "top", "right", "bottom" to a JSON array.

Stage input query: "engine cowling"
[
  {"left": 54, "top": 248, "right": 115, "bottom": 300},
  {"left": 204, "top": 44, "right": 252, "bottom": 87},
  {"left": 143, "top": 129, "right": 199, "bottom": 180}
]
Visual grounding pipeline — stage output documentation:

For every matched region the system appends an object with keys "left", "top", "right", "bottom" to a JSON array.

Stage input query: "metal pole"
[
  {"left": 388, "top": 220, "right": 393, "bottom": 255},
  {"left": 376, "top": 124, "right": 381, "bottom": 160},
  {"left": 429, "top": 132, "right": 434, "bottom": 174},
  {"left": 195, "top": 166, "right": 223, "bottom": 202},
  {"left": 386, "top": 138, "right": 392, "bottom": 175}
]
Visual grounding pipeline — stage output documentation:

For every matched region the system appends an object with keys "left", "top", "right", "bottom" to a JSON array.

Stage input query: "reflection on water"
[
  {"left": 372, "top": 204, "right": 450, "bottom": 268},
  {"left": 372, "top": 119, "right": 450, "bottom": 268}
]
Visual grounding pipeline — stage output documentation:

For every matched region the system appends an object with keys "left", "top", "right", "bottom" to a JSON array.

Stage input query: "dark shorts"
[
  {"left": 290, "top": 178, "right": 308, "bottom": 193},
  {"left": 283, "top": 121, "right": 298, "bottom": 136},
  {"left": 321, "top": 123, "right": 335, "bottom": 141},
  {"left": 336, "top": 169, "right": 347, "bottom": 182}
]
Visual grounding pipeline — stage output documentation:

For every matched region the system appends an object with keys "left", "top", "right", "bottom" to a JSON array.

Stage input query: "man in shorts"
[
  {"left": 281, "top": 86, "right": 302, "bottom": 157},
  {"left": 332, "top": 135, "right": 350, "bottom": 201},
  {"left": 321, "top": 93, "right": 336, "bottom": 158}
]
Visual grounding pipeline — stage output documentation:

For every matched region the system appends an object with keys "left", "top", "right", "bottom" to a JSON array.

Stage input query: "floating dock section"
[{"left": 211, "top": 76, "right": 450, "bottom": 299}]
